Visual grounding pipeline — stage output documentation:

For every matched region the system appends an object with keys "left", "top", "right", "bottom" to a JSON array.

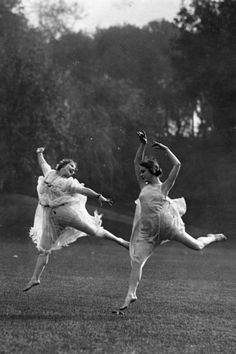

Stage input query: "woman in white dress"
[
  {"left": 23, "top": 147, "right": 129, "bottom": 292},
  {"left": 115, "top": 130, "right": 226, "bottom": 314}
]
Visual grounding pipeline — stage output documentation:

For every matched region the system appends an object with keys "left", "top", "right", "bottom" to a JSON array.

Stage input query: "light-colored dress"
[
  {"left": 130, "top": 183, "right": 186, "bottom": 263},
  {"left": 30, "top": 170, "right": 103, "bottom": 253}
]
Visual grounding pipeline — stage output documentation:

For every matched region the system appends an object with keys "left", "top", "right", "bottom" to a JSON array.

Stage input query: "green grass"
[{"left": 0, "top": 232, "right": 235, "bottom": 354}]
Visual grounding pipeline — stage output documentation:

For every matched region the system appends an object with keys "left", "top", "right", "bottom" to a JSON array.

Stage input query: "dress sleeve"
[{"left": 66, "top": 177, "right": 84, "bottom": 194}]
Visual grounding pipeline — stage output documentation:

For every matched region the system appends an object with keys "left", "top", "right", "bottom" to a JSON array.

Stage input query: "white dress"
[
  {"left": 130, "top": 183, "right": 186, "bottom": 264},
  {"left": 30, "top": 170, "right": 103, "bottom": 253}
]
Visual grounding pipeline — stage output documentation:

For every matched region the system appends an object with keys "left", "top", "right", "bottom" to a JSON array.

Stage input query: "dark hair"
[
  {"left": 140, "top": 158, "right": 162, "bottom": 177},
  {"left": 56, "top": 158, "right": 78, "bottom": 172}
]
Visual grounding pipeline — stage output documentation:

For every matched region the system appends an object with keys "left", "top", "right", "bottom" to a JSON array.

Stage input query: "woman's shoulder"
[
  {"left": 45, "top": 169, "right": 57, "bottom": 180},
  {"left": 46, "top": 169, "right": 56, "bottom": 174},
  {"left": 67, "top": 177, "right": 84, "bottom": 189},
  {"left": 67, "top": 176, "right": 83, "bottom": 184}
]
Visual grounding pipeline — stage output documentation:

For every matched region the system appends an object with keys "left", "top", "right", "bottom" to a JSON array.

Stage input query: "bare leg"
[
  {"left": 112, "top": 258, "right": 148, "bottom": 315},
  {"left": 66, "top": 213, "right": 130, "bottom": 250},
  {"left": 173, "top": 231, "right": 227, "bottom": 250},
  {"left": 53, "top": 205, "right": 130, "bottom": 249},
  {"left": 101, "top": 229, "right": 129, "bottom": 249},
  {"left": 119, "top": 260, "right": 144, "bottom": 310},
  {"left": 23, "top": 252, "right": 49, "bottom": 292},
  {"left": 112, "top": 231, "right": 227, "bottom": 315}
]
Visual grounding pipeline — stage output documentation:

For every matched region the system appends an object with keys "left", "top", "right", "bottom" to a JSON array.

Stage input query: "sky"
[{"left": 22, "top": 0, "right": 189, "bottom": 33}]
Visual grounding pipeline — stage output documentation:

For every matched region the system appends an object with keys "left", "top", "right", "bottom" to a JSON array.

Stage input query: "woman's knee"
[
  {"left": 96, "top": 227, "right": 105, "bottom": 238},
  {"left": 174, "top": 231, "right": 204, "bottom": 251},
  {"left": 188, "top": 242, "right": 203, "bottom": 251},
  {"left": 39, "top": 251, "right": 49, "bottom": 264},
  {"left": 194, "top": 241, "right": 204, "bottom": 250}
]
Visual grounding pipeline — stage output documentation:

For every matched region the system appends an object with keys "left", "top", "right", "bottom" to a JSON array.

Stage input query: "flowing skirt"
[
  {"left": 30, "top": 201, "right": 102, "bottom": 253},
  {"left": 130, "top": 197, "right": 186, "bottom": 263}
]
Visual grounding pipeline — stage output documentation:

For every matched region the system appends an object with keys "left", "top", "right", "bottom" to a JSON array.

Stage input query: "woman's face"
[
  {"left": 140, "top": 166, "right": 153, "bottom": 183},
  {"left": 60, "top": 162, "right": 77, "bottom": 177}
]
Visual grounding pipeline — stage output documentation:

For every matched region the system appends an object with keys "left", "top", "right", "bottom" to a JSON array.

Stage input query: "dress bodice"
[
  {"left": 139, "top": 183, "right": 166, "bottom": 217},
  {"left": 130, "top": 183, "right": 186, "bottom": 262},
  {"left": 37, "top": 170, "right": 85, "bottom": 207}
]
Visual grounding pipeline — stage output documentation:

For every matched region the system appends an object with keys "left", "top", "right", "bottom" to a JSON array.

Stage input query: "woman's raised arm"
[
  {"left": 152, "top": 141, "right": 181, "bottom": 195},
  {"left": 36, "top": 147, "right": 51, "bottom": 176},
  {"left": 134, "top": 130, "right": 147, "bottom": 189}
]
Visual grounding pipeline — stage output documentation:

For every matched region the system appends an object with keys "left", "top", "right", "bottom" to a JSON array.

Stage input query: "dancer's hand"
[
  {"left": 98, "top": 195, "right": 113, "bottom": 207},
  {"left": 136, "top": 130, "right": 147, "bottom": 144},
  {"left": 152, "top": 141, "right": 168, "bottom": 151},
  {"left": 36, "top": 147, "right": 45, "bottom": 154}
]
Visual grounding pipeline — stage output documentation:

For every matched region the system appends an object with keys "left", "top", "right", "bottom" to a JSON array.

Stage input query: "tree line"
[{"left": 0, "top": 0, "right": 235, "bottom": 215}]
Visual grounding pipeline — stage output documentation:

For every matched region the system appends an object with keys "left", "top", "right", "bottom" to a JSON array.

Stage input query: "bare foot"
[
  {"left": 119, "top": 295, "right": 137, "bottom": 311},
  {"left": 23, "top": 280, "right": 40, "bottom": 292},
  {"left": 207, "top": 233, "right": 227, "bottom": 242}
]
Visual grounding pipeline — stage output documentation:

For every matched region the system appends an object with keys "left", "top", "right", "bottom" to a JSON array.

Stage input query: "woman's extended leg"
[
  {"left": 101, "top": 229, "right": 129, "bottom": 249},
  {"left": 119, "top": 260, "right": 144, "bottom": 311},
  {"left": 66, "top": 212, "right": 129, "bottom": 249},
  {"left": 23, "top": 252, "right": 49, "bottom": 292},
  {"left": 173, "top": 231, "right": 227, "bottom": 250},
  {"left": 113, "top": 254, "right": 150, "bottom": 315}
]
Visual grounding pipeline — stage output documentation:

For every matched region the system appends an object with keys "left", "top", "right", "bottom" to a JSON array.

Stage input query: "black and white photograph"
[{"left": 0, "top": 0, "right": 235, "bottom": 353}]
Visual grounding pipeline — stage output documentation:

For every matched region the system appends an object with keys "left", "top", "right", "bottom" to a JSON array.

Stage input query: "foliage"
[
  {"left": 27, "top": 0, "right": 86, "bottom": 40},
  {"left": 0, "top": 1, "right": 72, "bottom": 193},
  {"left": 174, "top": 0, "right": 236, "bottom": 142},
  {"left": 94, "top": 22, "right": 183, "bottom": 135},
  {"left": 0, "top": 0, "right": 236, "bottom": 210}
]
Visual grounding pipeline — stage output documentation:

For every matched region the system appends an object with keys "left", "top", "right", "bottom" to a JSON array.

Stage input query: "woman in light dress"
[
  {"left": 115, "top": 130, "right": 226, "bottom": 314},
  {"left": 23, "top": 147, "right": 129, "bottom": 292}
]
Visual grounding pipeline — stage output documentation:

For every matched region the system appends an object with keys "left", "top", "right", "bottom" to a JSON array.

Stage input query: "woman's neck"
[{"left": 150, "top": 177, "right": 161, "bottom": 185}]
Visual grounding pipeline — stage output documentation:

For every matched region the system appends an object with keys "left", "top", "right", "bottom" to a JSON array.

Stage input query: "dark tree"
[{"left": 174, "top": 0, "right": 236, "bottom": 142}]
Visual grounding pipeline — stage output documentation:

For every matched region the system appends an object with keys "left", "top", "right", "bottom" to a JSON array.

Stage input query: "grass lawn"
[{"left": 0, "top": 227, "right": 235, "bottom": 354}]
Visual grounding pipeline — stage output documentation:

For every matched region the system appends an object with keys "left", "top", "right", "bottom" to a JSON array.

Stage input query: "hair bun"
[{"left": 139, "top": 158, "right": 162, "bottom": 177}]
